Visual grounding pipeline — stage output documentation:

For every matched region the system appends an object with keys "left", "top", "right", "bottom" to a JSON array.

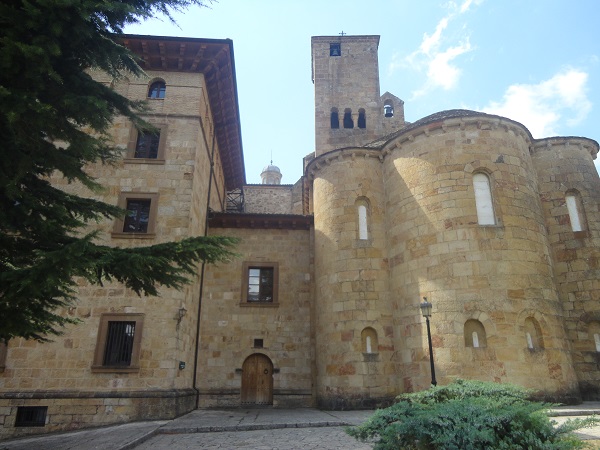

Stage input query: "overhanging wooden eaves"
[{"left": 121, "top": 34, "right": 246, "bottom": 189}]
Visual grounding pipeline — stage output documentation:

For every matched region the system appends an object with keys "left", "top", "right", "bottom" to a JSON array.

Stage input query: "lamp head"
[{"left": 420, "top": 297, "right": 432, "bottom": 318}]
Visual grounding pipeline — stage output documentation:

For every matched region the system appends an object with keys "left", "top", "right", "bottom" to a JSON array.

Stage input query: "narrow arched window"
[
  {"left": 358, "top": 205, "right": 368, "bottom": 240},
  {"left": 473, "top": 173, "right": 495, "bottom": 225},
  {"left": 148, "top": 80, "right": 166, "bottom": 99},
  {"left": 383, "top": 100, "right": 394, "bottom": 118},
  {"left": 524, "top": 317, "right": 543, "bottom": 350},
  {"left": 464, "top": 319, "right": 486, "bottom": 348},
  {"left": 565, "top": 191, "right": 585, "bottom": 232},
  {"left": 330, "top": 108, "right": 339, "bottom": 129},
  {"left": 357, "top": 109, "right": 366, "bottom": 129},
  {"left": 361, "top": 327, "right": 378, "bottom": 354},
  {"left": 343, "top": 109, "right": 353, "bottom": 128}
]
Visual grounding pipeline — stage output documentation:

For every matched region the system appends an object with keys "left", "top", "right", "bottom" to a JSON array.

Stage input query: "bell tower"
[{"left": 311, "top": 35, "right": 383, "bottom": 155}]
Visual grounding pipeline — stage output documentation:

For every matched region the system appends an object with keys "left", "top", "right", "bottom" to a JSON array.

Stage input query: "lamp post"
[{"left": 420, "top": 297, "right": 437, "bottom": 387}]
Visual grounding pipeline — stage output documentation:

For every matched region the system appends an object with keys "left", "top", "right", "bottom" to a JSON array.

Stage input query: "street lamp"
[{"left": 419, "top": 297, "right": 437, "bottom": 387}]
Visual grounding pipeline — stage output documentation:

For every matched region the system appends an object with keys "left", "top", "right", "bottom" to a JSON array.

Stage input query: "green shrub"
[{"left": 346, "top": 380, "right": 597, "bottom": 450}]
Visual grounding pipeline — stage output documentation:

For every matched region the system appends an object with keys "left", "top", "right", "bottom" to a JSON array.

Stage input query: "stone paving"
[{"left": 2, "top": 404, "right": 600, "bottom": 450}]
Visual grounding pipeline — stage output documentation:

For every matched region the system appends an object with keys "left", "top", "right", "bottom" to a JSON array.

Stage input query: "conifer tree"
[{"left": 0, "top": 0, "right": 238, "bottom": 342}]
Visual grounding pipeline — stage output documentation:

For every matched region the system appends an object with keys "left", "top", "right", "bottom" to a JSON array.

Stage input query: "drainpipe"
[{"left": 192, "top": 128, "right": 217, "bottom": 409}]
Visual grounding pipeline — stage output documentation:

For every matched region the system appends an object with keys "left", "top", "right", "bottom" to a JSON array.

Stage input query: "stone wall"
[
  {"left": 0, "top": 70, "right": 225, "bottom": 439},
  {"left": 531, "top": 137, "right": 600, "bottom": 399},
  {"left": 244, "top": 185, "right": 294, "bottom": 214},
  {"left": 199, "top": 226, "right": 314, "bottom": 408}
]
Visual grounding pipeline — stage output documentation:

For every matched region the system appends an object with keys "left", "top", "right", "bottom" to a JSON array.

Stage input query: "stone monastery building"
[{"left": 2, "top": 33, "right": 600, "bottom": 438}]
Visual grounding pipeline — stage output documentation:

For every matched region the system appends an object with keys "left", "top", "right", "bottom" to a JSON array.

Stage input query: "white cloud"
[
  {"left": 482, "top": 69, "right": 591, "bottom": 138},
  {"left": 391, "top": 1, "right": 477, "bottom": 98}
]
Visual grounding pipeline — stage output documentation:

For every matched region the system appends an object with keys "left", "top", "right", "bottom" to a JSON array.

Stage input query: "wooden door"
[{"left": 241, "top": 354, "right": 273, "bottom": 405}]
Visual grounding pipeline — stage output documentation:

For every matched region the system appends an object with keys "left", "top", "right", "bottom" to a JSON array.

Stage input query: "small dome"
[
  {"left": 262, "top": 164, "right": 281, "bottom": 173},
  {"left": 260, "top": 162, "right": 282, "bottom": 185}
]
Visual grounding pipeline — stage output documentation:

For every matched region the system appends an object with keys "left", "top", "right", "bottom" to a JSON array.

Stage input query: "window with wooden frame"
[
  {"left": 125, "top": 124, "right": 168, "bottom": 163},
  {"left": 112, "top": 192, "right": 159, "bottom": 238},
  {"left": 148, "top": 80, "right": 166, "bottom": 99},
  {"left": 92, "top": 313, "right": 144, "bottom": 373},
  {"left": 241, "top": 262, "right": 279, "bottom": 306}
]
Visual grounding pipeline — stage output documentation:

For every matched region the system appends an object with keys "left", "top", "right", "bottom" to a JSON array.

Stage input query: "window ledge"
[
  {"left": 123, "top": 158, "right": 165, "bottom": 165},
  {"left": 147, "top": 98, "right": 165, "bottom": 101},
  {"left": 239, "top": 302, "right": 279, "bottom": 308},
  {"left": 91, "top": 366, "right": 140, "bottom": 373},
  {"left": 111, "top": 232, "right": 156, "bottom": 239}
]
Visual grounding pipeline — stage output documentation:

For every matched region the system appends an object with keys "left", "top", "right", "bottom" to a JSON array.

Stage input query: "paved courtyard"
[{"left": 3, "top": 404, "right": 600, "bottom": 450}]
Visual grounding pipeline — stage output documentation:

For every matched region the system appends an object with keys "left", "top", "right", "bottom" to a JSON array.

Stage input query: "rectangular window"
[
  {"left": 112, "top": 193, "right": 158, "bottom": 238},
  {"left": 134, "top": 132, "right": 160, "bottom": 159},
  {"left": 15, "top": 406, "right": 47, "bottom": 427},
  {"left": 330, "top": 43, "right": 341, "bottom": 56},
  {"left": 125, "top": 124, "right": 168, "bottom": 163},
  {"left": 92, "top": 313, "right": 144, "bottom": 373},
  {"left": 241, "top": 262, "right": 279, "bottom": 305},
  {"left": 103, "top": 321, "right": 136, "bottom": 366},
  {"left": 123, "top": 199, "right": 151, "bottom": 233}
]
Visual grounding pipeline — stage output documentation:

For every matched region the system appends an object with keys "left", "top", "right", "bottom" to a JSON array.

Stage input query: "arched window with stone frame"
[
  {"left": 464, "top": 319, "right": 487, "bottom": 348},
  {"left": 473, "top": 172, "right": 496, "bottom": 225},
  {"left": 565, "top": 189, "right": 587, "bottom": 232},
  {"left": 361, "top": 327, "right": 378, "bottom": 354}
]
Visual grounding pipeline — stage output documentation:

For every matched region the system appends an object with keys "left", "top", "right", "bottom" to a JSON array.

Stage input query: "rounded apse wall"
[
  {"left": 311, "top": 152, "right": 396, "bottom": 409},
  {"left": 381, "top": 113, "right": 579, "bottom": 401}
]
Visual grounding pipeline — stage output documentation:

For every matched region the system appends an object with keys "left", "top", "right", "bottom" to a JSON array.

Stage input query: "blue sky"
[{"left": 125, "top": 0, "right": 600, "bottom": 184}]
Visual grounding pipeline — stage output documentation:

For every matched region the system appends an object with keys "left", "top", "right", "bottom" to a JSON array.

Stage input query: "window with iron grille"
[
  {"left": 15, "top": 406, "right": 47, "bottom": 427},
  {"left": 123, "top": 199, "right": 151, "bottom": 233},
  {"left": 103, "top": 321, "right": 136, "bottom": 366},
  {"left": 241, "top": 262, "right": 279, "bottom": 305},
  {"left": 92, "top": 313, "right": 144, "bottom": 373},
  {"left": 134, "top": 132, "right": 160, "bottom": 159}
]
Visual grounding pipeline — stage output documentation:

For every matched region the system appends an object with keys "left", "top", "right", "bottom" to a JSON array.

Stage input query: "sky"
[{"left": 125, "top": 0, "right": 600, "bottom": 184}]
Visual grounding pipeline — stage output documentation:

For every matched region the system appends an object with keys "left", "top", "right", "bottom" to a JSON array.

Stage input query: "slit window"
[
  {"left": 566, "top": 192, "right": 585, "bottom": 232},
  {"left": 473, "top": 173, "right": 495, "bottom": 225}
]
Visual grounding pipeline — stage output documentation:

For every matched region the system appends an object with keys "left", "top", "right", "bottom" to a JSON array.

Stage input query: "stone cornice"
[{"left": 530, "top": 136, "right": 599, "bottom": 159}]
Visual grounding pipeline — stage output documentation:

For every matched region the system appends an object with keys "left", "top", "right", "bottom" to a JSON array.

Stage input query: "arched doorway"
[{"left": 241, "top": 353, "right": 273, "bottom": 406}]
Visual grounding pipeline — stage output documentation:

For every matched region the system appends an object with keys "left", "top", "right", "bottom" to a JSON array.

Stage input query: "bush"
[{"left": 346, "top": 379, "right": 597, "bottom": 450}]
